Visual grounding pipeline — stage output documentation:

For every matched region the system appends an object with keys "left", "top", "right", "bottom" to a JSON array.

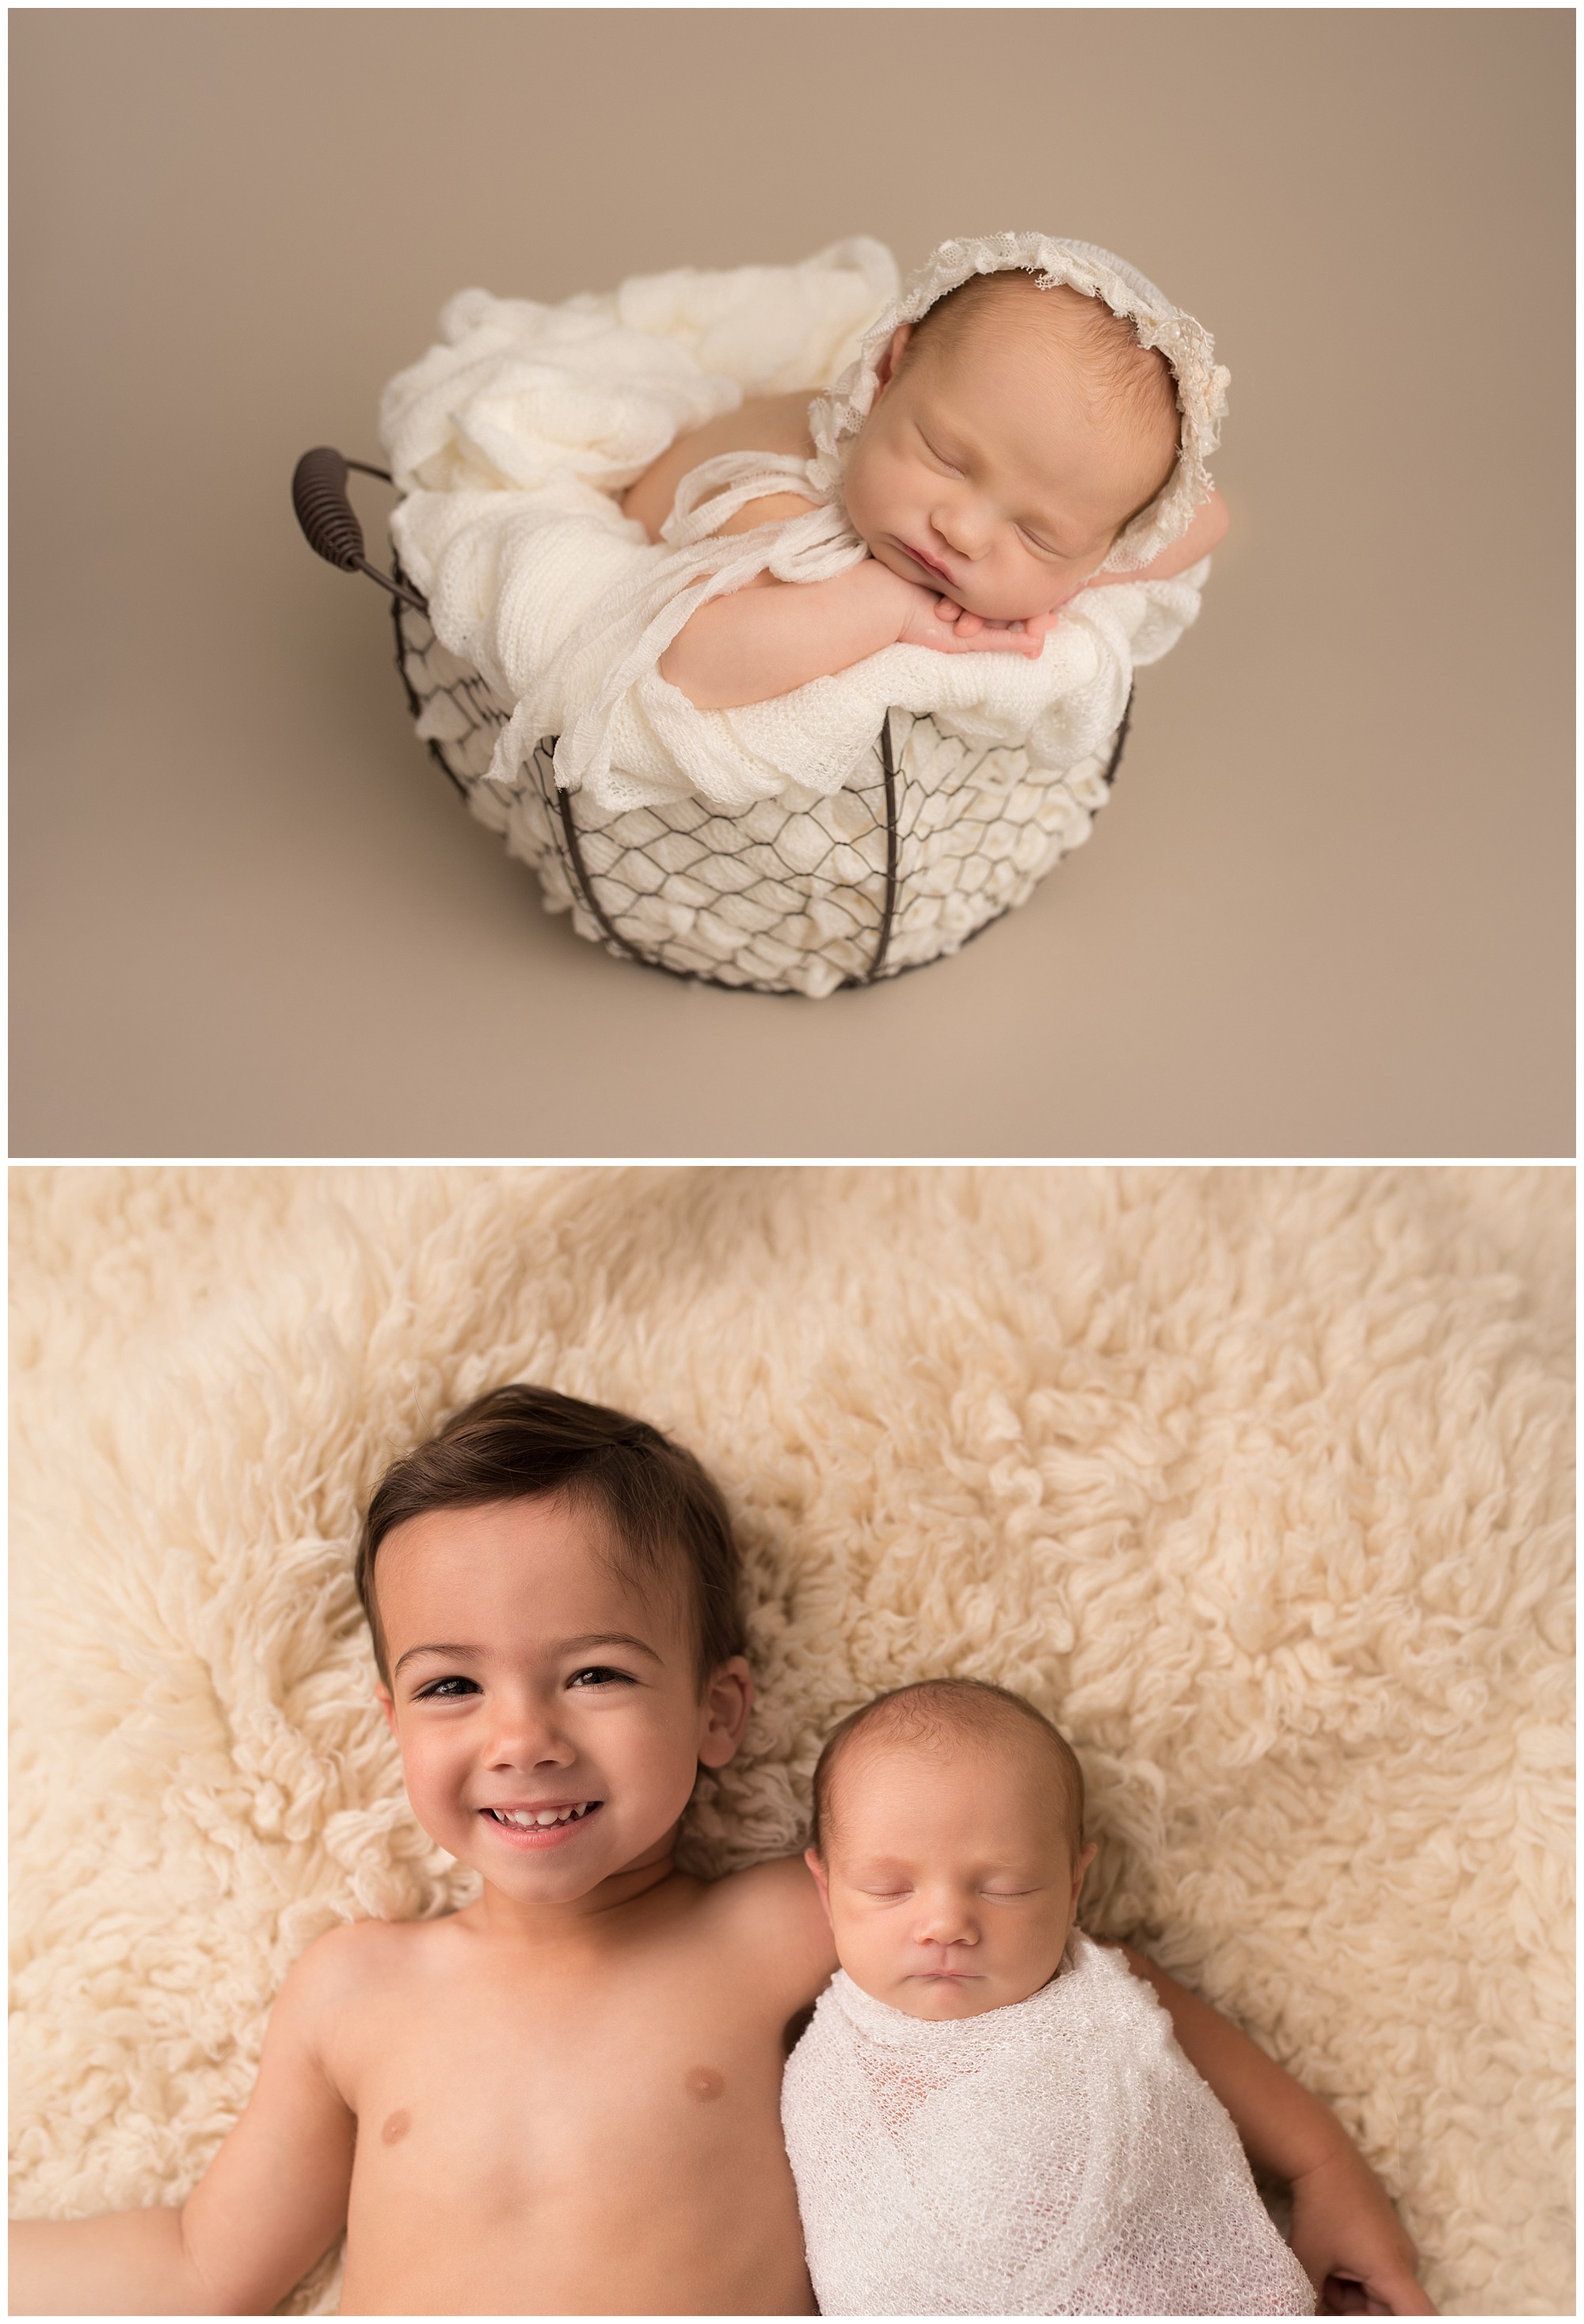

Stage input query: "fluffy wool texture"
[
  {"left": 380, "top": 238, "right": 1209, "bottom": 815},
  {"left": 782, "top": 1937, "right": 1315, "bottom": 2315},
  {"left": 9, "top": 1168, "right": 1574, "bottom": 2316}
]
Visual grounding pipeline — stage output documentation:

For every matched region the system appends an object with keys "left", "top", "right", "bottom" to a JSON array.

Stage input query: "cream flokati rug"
[{"left": 9, "top": 1168, "right": 1574, "bottom": 2316}]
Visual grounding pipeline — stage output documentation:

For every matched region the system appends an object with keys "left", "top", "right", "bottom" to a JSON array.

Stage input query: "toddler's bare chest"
[
  {"left": 346, "top": 1945, "right": 785, "bottom": 2200},
  {"left": 337, "top": 1949, "right": 808, "bottom": 2311}
]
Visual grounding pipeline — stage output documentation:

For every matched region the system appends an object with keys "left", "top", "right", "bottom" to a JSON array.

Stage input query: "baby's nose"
[
  {"left": 916, "top": 1897, "right": 979, "bottom": 1946},
  {"left": 931, "top": 497, "right": 991, "bottom": 558}
]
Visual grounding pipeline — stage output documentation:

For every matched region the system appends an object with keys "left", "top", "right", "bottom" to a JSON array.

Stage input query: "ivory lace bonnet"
[{"left": 809, "top": 230, "right": 1231, "bottom": 574}]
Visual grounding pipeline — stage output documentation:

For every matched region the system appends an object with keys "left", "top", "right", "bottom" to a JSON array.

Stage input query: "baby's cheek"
[{"left": 844, "top": 440, "right": 909, "bottom": 544}]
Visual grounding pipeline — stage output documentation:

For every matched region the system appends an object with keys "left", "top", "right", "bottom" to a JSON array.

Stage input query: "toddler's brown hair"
[{"left": 357, "top": 1384, "right": 745, "bottom": 1688}]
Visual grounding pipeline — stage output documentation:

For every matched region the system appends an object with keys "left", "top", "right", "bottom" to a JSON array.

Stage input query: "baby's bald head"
[{"left": 809, "top": 1678, "right": 1086, "bottom": 1868}]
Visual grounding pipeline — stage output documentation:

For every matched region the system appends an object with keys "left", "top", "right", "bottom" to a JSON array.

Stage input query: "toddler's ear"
[
  {"left": 697, "top": 1654, "right": 754, "bottom": 1769},
  {"left": 375, "top": 1682, "right": 398, "bottom": 1740},
  {"left": 803, "top": 1848, "right": 834, "bottom": 1924}
]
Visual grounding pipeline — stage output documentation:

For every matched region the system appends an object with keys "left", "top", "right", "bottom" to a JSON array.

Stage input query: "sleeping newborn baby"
[
  {"left": 782, "top": 1679, "right": 1316, "bottom": 2317},
  {"left": 383, "top": 231, "right": 1232, "bottom": 820},
  {"left": 623, "top": 265, "right": 1228, "bottom": 710}
]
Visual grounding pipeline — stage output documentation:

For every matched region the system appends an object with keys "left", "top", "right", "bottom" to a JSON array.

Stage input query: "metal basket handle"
[{"left": 291, "top": 448, "right": 428, "bottom": 612}]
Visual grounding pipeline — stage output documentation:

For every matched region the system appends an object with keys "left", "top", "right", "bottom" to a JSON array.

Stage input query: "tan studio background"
[{"left": 10, "top": 9, "right": 1574, "bottom": 1160}]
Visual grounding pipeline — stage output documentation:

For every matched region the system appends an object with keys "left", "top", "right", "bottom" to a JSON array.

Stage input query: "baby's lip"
[{"left": 900, "top": 539, "right": 954, "bottom": 583}]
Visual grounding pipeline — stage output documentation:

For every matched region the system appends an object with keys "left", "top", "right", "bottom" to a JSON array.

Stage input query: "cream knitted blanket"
[
  {"left": 782, "top": 1935, "right": 1316, "bottom": 2315},
  {"left": 379, "top": 237, "right": 1216, "bottom": 814}
]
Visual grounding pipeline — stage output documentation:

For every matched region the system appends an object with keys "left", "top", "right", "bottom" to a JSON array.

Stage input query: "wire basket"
[{"left": 295, "top": 448, "right": 1131, "bottom": 999}]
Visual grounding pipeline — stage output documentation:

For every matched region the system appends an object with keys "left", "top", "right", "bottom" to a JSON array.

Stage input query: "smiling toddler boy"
[{"left": 13, "top": 1386, "right": 1428, "bottom": 2315}]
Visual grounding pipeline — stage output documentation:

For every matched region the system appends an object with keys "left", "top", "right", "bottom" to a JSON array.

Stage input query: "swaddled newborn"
[
  {"left": 782, "top": 1680, "right": 1315, "bottom": 2316},
  {"left": 623, "top": 261, "right": 1228, "bottom": 710}
]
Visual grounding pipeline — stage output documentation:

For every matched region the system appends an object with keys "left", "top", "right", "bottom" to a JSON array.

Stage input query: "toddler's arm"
[
  {"left": 10, "top": 1931, "right": 359, "bottom": 2315},
  {"left": 1116, "top": 1945, "right": 1433, "bottom": 2316}
]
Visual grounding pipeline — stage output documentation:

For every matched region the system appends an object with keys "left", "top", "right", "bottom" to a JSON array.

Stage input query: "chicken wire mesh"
[{"left": 390, "top": 571, "right": 1129, "bottom": 1000}]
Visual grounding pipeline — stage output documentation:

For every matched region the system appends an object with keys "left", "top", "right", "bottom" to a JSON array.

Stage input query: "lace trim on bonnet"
[{"left": 809, "top": 230, "right": 1231, "bottom": 575}]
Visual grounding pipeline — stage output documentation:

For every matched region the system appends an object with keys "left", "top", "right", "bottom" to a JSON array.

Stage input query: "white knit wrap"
[
  {"left": 380, "top": 235, "right": 1223, "bottom": 814},
  {"left": 780, "top": 1935, "right": 1315, "bottom": 2318}
]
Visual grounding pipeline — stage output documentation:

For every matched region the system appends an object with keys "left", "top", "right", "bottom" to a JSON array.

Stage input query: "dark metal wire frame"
[
  {"left": 339, "top": 461, "right": 429, "bottom": 611},
  {"left": 539, "top": 714, "right": 901, "bottom": 991},
  {"left": 389, "top": 576, "right": 469, "bottom": 802},
  {"left": 382, "top": 538, "right": 1133, "bottom": 996}
]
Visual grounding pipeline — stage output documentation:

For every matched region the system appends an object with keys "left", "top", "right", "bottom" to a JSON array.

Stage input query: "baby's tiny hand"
[
  {"left": 1289, "top": 2149, "right": 1435, "bottom": 2315},
  {"left": 901, "top": 592, "right": 1055, "bottom": 657}
]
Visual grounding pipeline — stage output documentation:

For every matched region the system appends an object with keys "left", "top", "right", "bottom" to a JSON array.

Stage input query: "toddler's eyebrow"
[
  {"left": 392, "top": 1631, "right": 664, "bottom": 1678},
  {"left": 392, "top": 1640, "right": 481, "bottom": 1678},
  {"left": 557, "top": 1630, "right": 665, "bottom": 1663}
]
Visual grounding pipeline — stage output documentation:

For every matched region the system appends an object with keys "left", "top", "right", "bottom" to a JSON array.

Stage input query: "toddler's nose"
[{"left": 485, "top": 1695, "right": 574, "bottom": 1770}]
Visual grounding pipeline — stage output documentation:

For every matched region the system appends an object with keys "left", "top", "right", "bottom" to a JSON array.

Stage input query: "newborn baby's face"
[
  {"left": 810, "top": 1735, "right": 1095, "bottom": 2020},
  {"left": 841, "top": 280, "right": 1177, "bottom": 624}
]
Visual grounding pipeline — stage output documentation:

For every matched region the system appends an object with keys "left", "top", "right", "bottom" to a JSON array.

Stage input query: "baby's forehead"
[
  {"left": 834, "top": 1715, "right": 1042, "bottom": 1800},
  {"left": 904, "top": 273, "right": 1179, "bottom": 507}
]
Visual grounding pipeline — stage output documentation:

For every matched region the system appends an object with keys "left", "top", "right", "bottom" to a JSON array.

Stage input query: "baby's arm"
[
  {"left": 1116, "top": 1945, "right": 1433, "bottom": 2316},
  {"left": 658, "top": 495, "right": 1049, "bottom": 711},
  {"left": 1086, "top": 488, "right": 1230, "bottom": 588},
  {"left": 10, "top": 1930, "right": 358, "bottom": 2315}
]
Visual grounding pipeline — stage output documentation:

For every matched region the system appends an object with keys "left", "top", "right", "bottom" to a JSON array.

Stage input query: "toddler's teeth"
[{"left": 488, "top": 1800, "right": 595, "bottom": 1827}]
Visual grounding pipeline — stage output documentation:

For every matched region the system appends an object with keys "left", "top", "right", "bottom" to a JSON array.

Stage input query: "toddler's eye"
[
  {"left": 567, "top": 1665, "right": 635, "bottom": 1688},
  {"left": 416, "top": 1675, "right": 479, "bottom": 1700}
]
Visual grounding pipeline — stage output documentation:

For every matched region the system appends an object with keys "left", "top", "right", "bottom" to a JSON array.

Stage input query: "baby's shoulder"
[
  {"left": 623, "top": 391, "right": 816, "bottom": 541},
  {"left": 734, "top": 390, "right": 819, "bottom": 461}
]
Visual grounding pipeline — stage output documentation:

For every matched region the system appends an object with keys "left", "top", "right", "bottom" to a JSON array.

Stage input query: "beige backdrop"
[{"left": 10, "top": 10, "right": 1574, "bottom": 1159}]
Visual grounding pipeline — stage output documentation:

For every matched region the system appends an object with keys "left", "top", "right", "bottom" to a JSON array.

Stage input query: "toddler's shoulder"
[
  {"left": 705, "top": 1853, "right": 836, "bottom": 1990},
  {"left": 284, "top": 1914, "right": 432, "bottom": 2011},
  {"left": 710, "top": 1848, "right": 818, "bottom": 1912}
]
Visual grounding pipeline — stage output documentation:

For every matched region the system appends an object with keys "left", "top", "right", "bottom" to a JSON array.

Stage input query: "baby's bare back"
[{"left": 334, "top": 1866, "right": 819, "bottom": 2315}]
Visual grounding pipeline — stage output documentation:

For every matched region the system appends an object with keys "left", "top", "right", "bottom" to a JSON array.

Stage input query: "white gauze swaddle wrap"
[
  {"left": 780, "top": 1934, "right": 1315, "bottom": 2318},
  {"left": 381, "top": 235, "right": 1226, "bottom": 814}
]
